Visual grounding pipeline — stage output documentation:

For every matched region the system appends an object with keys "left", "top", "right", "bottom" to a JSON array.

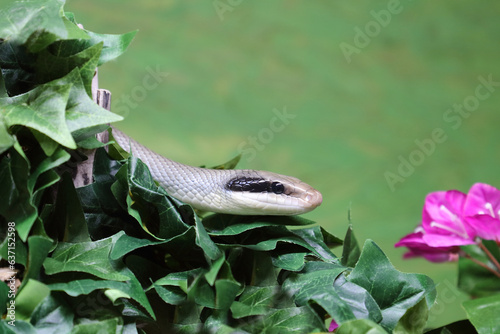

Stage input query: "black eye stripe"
[{"left": 226, "top": 177, "right": 285, "bottom": 194}]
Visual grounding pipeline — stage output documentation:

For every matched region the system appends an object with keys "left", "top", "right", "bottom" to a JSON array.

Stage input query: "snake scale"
[{"left": 111, "top": 127, "right": 322, "bottom": 215}]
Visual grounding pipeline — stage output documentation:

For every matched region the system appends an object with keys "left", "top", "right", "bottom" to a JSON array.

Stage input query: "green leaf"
[
  {"left": 346, "top": 240, "right": 437, "bottom": 331},
  {"left": 1, "top": 82, "right": 76, "bottom": 148},
  {"left": 0, "top": 41, "right": 37, "bottom": 96},
  {"left": 204, "top": 255, "right": 225, "bottom": 286},
  {"left": 110, "top": 232, "right": 168, "bottom": 260},
  {"left": 424, "top": 320, "right": 477, "bottom": 334},
  {"left": 240, "top": 306, "right": 325, "bottom": 334},
  {"left": 126, "top": 156, "right": 191, "bottom": 239},
  {"left": 0, "top": 145, "right": 37, "bottom": 242},
  {"left": 214, "top": 278, "right": 240, "bottom": 310},
  {"left": 43, "top": 232, "right": 131, "bottom": 281},
  {"left": 15, "top": 279, "right": 50, "bottom": 320},
  {"left": 61, "top": 14, "right": 90, "bottom": 40},
  {"left": 0, "top": 0, "right": 67, "bottom": 52},
  {"left": 30, "top": 294, "right": 74, "bottom": 333},
  {"left": 82, "top": 29, "right": 138, "bottom": 66},
  {"left": 462, "top": 294, "right": 500, "bottom": 334},
  {"left": 0, "top": 281, "right": 8, "bottom": 315},
  {"left": 52, "top": 173, "right": 90, "bottom": 242},
  {"left": 209, "top": 154, "right": 241, "bottom": 170},
  {"left": 0, "top": 229, "right": 27, "bottom": 266},
  {"left": 56, "top": 69, "right": 123, "bottom": 133},
  {"left": 336, "top": 319, "right": 388, "bottom": 334},
  {"left": 30, "top": 129, "right": 59, "bottom": 156},
  {"left": 70, "top": 317, "right": 123, "bottom": 334},
  {"left": 154, "top": 283, "right": 187, "bottom": 306},
  {"left": 35, "top": 41, "right": 103, "bottom": 95},
  {"left": 28, "top": 146, "right": 70, "bottom": 193},
  {"left": 195, "top": 214, "right": 222, "bottom": 261},
  {"left": 341, "top": 224, "right": 361, "bottom": 267},
  {"left": 19, "top": 235, "right": 53, "bottom": 291},
  {"left": 282, "top": 262, "right": 352, "bottom": 324},
  {"left": 393, "top": 297, "right": 428, "bottom": 334},
  {"left": 271, "top": 251, "right": 307, "bottom": 271},
  {"left": 0, "top": 114, "right": 14, "bottom": 154},
  {"left": 291, "top": 226, "right": 338, "bottom": 262},
  {"left": 48, "top": 278, "right": 155, "bottom": 320},
  {"left": 153, "top": 268, "right": 205, "bottom": 294},
  {"left": 333, "top": 274, "right": 382, "bottom": 325},
  {"left": 230, "top": 285, "right": 281, "bottom": 318},
  {"left": 204, "top": 213, "right": 317, "bottom": 233}
]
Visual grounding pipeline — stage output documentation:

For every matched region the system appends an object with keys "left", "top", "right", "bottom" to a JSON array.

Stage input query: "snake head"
[{"left": 223, "top": 170, "right": 323, "bottom": 216}]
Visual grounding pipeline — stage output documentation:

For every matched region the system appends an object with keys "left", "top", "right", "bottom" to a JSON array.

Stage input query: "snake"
[{"left": 111, "top": 127, "right": 322, "bottom": 216}]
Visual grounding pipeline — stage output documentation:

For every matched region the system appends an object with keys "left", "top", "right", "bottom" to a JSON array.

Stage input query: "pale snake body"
[{"left": 112, "top": 127, "right": 322, "bottom": 215}]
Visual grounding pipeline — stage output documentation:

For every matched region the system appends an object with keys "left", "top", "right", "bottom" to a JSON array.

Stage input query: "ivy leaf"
[
  {"left": 30, "top": 294, "right": 74, "bottom": 333},
  {"left": 333, "top": 274, "right": 382, "bottom": 325},
  {"left": 19, "top": 236, "right": 53, "bottom": 292},
  {"left": 48, "top": 278, "right": 155, "bottom": 320},
  {"left": 1, "top": 82, "right": 76, "bottom": 148},
  {"left": 0, "top": 41, "right": 37, "bottom": 96},
  {"left": 0, "top": 114, "right": 14, "bottom": 154},
  {"left": 230, "top": 285, "right": 282, "bottom": 318},
  {"left": 69, "top": 318, "right": 126, "bottom": 334},
  {"left": 126, "top": 156, "right": 191, "bottom": 239},
  {"left": 0, "top": 144, "right": 37, "bottom": 241},
  {"left": 346, "top": 240, "right": 436, "bottom": 332},
  {"left": 462, "top": 294, "right": 500, "bottom": 334},
  {"left": 240, "top": 307, "right": 325, "bottom": 334},
  {"left": 0, "top": 0, "right": 67, "bottom": 52},
  {"left": 14, "top": 279, "right": 50, "bottom": 321},
  {"left": 282, "top": 262, "right": 352, "bottom": 324},
  {"left": 195, "top": 215, "right": 222, "bottom": 262},
  {"left": 393, "top": 297, "right": 428, "bottom": 334},
  {"left": 35, "top": 41, "right": 103, "bottom": 95},
  {"left": 341, "top": 224, "right": 361, "bottom": 267},
  {"left": 336, "top": 319, "right": 388, "bottom": 334},
  {"left": 43, "top": 232, "right": 131, "bottom": 281},
  {"left": 52, "top": 173, "right": 90, "bottom": 243},
  {"left": 82, "top": 29, "right": 138, "bottom": 66},
  {"left": 57, "top": 69, "right": 123, "bottom": 133},
  {"left": 424, "top": 320, "right": 478, "bottom": 334}
]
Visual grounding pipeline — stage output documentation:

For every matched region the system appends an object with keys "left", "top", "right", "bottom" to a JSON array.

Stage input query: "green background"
[{"left": 64, "top": 0, "right": 500, "bottom": 328}]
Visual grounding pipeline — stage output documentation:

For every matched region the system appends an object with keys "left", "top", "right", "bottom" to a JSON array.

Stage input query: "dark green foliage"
[{"left": 0, "top": 1, "right": 443, "bottom": 333}]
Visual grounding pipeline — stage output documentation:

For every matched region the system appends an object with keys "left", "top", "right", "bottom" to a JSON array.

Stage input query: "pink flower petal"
[
  {"left": 329, "top": 319, "right": 338, "bottom": 332},
  {"left": 464, "top": 183, "right": 500, "bottom": 219},
  {"left": 422, "top": 232, "right": 475, "bottom": 247},
  {"left": 465, "top": 215, "right": 500, "bottom": 241},
  {"left": 395, "top": 230, "right": 459, "bottom": 262},
  {"left": 403, "top": 249, "right": 458, "bottom": 263},
  {"left": 421, "top": 190, "right": 475, "bottom": 242}
]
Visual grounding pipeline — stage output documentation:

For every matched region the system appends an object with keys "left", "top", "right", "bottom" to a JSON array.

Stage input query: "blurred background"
[{"left": 66, "top": 0, "right": 500, "bottom": 328}]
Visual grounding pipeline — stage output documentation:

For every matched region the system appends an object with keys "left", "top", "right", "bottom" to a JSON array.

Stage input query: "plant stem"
[
  {"left": 478, "top": 240, "right": 500, "bottom": 273},
  {"left": 464, "top": 254, "right": 500, "bottom": 279}
]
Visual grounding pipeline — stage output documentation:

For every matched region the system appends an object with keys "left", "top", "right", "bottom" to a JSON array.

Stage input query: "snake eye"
[{"left": 271, "top": 182, "right": 284, "bottom": 194}]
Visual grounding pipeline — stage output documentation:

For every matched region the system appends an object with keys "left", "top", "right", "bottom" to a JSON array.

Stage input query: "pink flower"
[
  {"left": 395, "top": 189, "right": 476, "bottom": 262},
  {"left": 395, "top": 230, "right": 460, "bottom": 263},
  {"left": 420, "top": 190, "right": 476, "bottom": 247},
  {"left": 329, "top": 319, "right": 338, "bottom": 332},
  {"left": 463, "top": 183, "right": 500, "bottom": 242},
  {"left": 397, "top": 182, "right": 500, "bottom": 263}
]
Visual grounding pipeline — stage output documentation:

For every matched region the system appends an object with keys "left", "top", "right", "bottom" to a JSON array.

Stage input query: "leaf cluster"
[{"left": 0, "top": 1, "right": 444, "bottom": 333}]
